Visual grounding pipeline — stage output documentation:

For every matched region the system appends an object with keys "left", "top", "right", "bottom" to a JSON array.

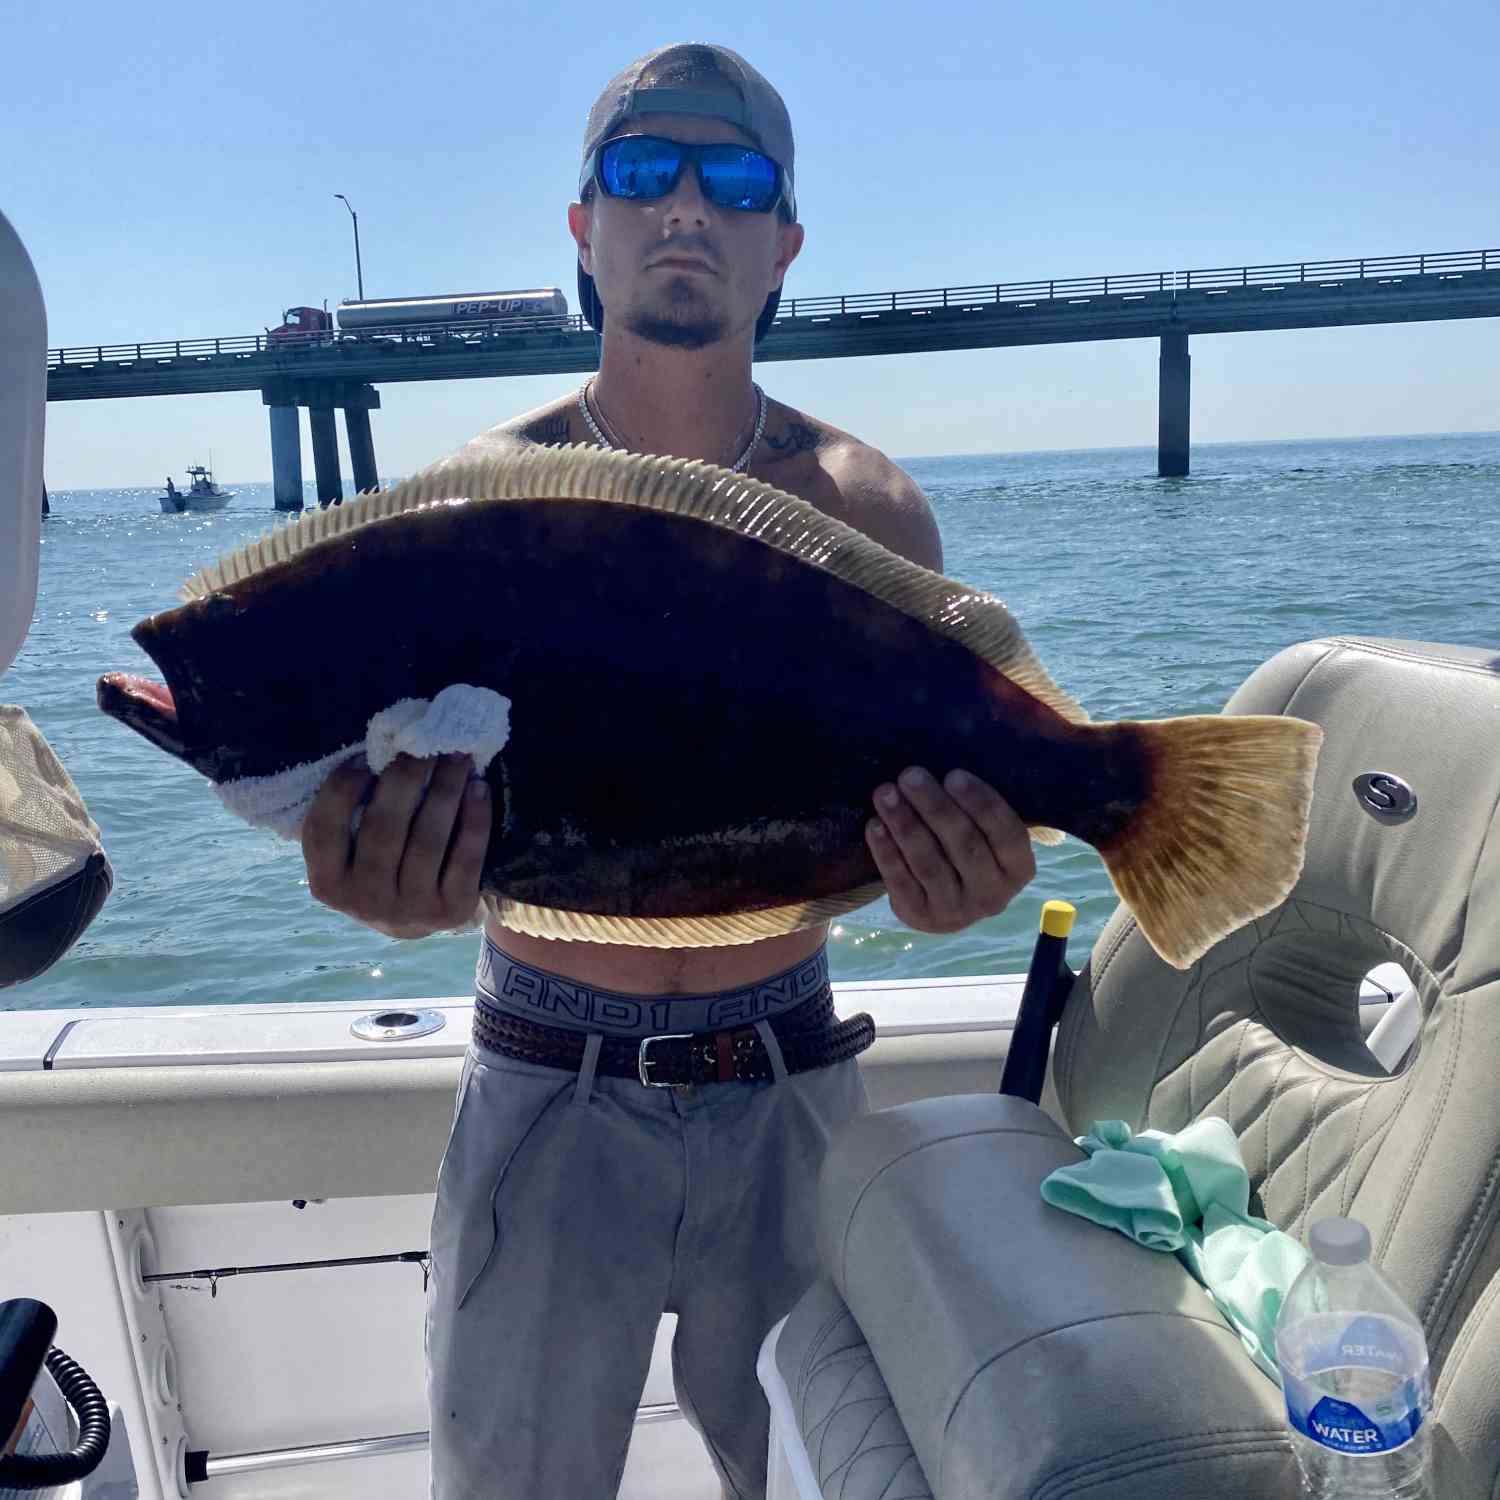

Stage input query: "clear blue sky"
[{"left": 8, "top": 0, "right": 1498, "bottom": 488}]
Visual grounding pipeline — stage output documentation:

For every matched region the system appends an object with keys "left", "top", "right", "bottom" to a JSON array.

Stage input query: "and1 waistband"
[{"left": 475, "top": 937, "right": 831, "bottom": 1038}]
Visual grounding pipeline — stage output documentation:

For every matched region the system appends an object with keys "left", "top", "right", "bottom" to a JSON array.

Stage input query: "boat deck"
[
  {"left": 0, "top": 968, "right": 1407, "bottom": 1497},
  {"left": 0, "top": 976, "right": 1037, "bottom": 1498}
]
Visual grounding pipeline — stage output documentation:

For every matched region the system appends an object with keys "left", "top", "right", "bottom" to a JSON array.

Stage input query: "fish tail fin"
[{"left": 1097, "top": 714, "right": 1322, "bottom": 970}]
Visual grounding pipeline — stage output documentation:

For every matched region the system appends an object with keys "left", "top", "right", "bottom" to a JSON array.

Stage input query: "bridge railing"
[
  {"left": 46, "top": 312, "right": 593, "bottom": 369},
  {"left": 1180, "top": 248, "right": 1496, "bottom": 289},
  {"left": 780, "top": 269, "right": 1179, "bottom": 318},
  {"left": 46, "top": 246, "right": 1500, "bottom": 368},
  {"left": 778, "top": 247, "right": 1499, "bottom": 319}
]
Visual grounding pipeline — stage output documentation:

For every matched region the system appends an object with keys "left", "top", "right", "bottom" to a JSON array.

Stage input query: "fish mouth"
[{"left": 97, "top": 671, "right": 193, "bottom": 764}]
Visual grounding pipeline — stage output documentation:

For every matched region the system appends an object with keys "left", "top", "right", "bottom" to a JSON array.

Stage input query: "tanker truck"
[
  {"left": 337, "top": 289, "right": 568, "bottom": 329},
  {"left": 267, "top": 289, "right": 570, "bottom": 344}
]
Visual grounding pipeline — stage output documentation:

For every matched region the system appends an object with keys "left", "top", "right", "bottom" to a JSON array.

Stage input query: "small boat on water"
[{"left": 160, "top": 464, "right": 234, "bottom": 514}]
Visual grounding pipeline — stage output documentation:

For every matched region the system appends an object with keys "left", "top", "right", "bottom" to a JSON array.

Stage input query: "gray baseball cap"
[{"left": 579, "top": 43, "right": 797, "bottom": 220}]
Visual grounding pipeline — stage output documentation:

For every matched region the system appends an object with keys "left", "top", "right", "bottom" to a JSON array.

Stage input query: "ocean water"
[{"left": 6, "top": 431, "right": 1500, "bottom": 1012}]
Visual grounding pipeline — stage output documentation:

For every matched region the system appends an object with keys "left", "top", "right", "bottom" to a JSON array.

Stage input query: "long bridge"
[{"left": 47, "top": 246, "right": 1500, "bottom": 497}]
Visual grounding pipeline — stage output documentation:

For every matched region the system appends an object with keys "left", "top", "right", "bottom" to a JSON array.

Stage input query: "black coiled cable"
[{"left": 0, "top": 1345, "right": 111, "bottom": 1489}]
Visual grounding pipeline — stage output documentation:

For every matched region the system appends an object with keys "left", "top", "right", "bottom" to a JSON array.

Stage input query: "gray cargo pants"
[{"left": 424, "top": 942, "right": 869, "bottom": 1499}]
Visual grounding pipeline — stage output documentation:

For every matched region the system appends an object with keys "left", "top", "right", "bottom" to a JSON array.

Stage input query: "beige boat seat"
[{"left": 770, "top": 635, "right": 1500, "bottom": 1498}]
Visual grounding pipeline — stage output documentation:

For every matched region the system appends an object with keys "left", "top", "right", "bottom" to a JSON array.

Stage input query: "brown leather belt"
[{"left": 472, "top": 987, "right": 876, "bottom": 1087}]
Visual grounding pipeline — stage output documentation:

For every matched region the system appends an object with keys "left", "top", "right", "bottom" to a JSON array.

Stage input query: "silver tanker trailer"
[{"left": 336, "top": 288, "right": 569, "bottom": 332}]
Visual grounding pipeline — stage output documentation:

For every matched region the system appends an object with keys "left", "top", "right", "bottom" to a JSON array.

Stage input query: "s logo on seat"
[{"left": 1353, "top": 772, "right": 1418, "bottom": 824}]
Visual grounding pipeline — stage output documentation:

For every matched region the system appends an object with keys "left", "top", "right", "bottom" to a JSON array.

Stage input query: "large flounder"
[{"left": 98, "top": 445, "right": 1321, "bottom": 968}]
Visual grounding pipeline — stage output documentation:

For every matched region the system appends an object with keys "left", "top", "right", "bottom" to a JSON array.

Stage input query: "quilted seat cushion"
[
  {"left": 774, "top": 1276, "right": 933, "bottom": 1500},
  {"left": 813, "top": 1094, "right": 1298, "bottom": 1498}
]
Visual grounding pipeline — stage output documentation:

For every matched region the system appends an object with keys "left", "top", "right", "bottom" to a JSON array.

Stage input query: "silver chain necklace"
[{"left": 578, "top": 379, "right": 767, "bottom": 475}]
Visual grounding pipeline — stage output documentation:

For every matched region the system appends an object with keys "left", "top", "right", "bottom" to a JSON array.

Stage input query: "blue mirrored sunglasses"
[{"left": 589, "top": 134, "right": 784, "bottom": 214}]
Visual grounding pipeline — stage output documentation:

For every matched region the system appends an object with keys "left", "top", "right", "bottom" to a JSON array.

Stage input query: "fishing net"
[{"left": 0, "top": 706, "right": 112, "bottom": 988}]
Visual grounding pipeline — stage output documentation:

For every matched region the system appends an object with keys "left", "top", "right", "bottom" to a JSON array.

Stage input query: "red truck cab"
[{"left": 267, "top": 306, "right": 333, "bottom": 343}]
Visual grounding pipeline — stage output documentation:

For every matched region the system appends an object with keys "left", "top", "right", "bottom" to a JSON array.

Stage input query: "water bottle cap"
[{"left": 1309, "top": 1216, "right": 1372, "bottom": 1266}]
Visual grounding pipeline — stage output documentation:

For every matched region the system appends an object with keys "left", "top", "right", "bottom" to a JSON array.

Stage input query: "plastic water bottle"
[{"left": 1274, "top": 1216, "right": 1431, "bottom": 1497}]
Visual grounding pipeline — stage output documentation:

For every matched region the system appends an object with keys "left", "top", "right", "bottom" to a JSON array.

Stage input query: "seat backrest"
[
  {"left": 1, "top": 206, "right": 46, "bottom": 679},
  {"left": 1052, "top": 635, "right": 1500, "bottom": 1498}
]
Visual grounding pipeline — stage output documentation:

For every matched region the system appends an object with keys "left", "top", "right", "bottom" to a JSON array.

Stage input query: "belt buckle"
[{"left": 638, "top": 1032, "right": 694, "bottom": 1088}]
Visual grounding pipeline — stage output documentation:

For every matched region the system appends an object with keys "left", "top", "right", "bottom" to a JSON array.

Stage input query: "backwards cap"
[
  {"left": 576, "top": 44, "right": 797, "bottom": 342},
  {"left": 580, "top": 43, "right": 796, "bottom": 219}
]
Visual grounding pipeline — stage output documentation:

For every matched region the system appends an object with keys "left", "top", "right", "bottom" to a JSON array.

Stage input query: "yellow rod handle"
[{"left": 1039, "top": 899, "right": 1077, "bottom": 939}]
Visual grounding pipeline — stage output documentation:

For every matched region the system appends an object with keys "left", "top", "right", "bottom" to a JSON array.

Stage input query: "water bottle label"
[
  {"left": 1281, "top": 1313, "right": 1428, "bottom": 1456},
  {"left": 1284, "top": 1379, "right": 1425, "bottom": 1454}
]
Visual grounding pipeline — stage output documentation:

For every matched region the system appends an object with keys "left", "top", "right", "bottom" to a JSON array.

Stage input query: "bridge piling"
[
  {"left": 263, "top": 380, "right": 379, "bottom": 507},
  {"left": 309, "top": 406, "right": 343, "bottom": 506},
  {"left": 268, "top": 405, "right": 303, "bottom": 512},
  {"left": 1158, "top": 333, "right": 1190, "bottom": 478},
  {"left": 346, "top": 406, "right": 378, "bottom": 495}
]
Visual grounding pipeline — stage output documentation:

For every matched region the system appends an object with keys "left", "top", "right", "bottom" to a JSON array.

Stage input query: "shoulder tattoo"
[
  {"left": 521, "top": 414, "right": 573, "bottom": 447},
  {"left": 763, "top": 421, "right": 823, "bottom": 458}
]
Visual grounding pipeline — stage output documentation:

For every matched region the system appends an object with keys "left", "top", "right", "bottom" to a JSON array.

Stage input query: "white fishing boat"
[
  {"left": 160, "top": 467, "right": 233, "bottom": 515},
  {"left": 6, "top": 219, "right": 1500, "bottom": 1500}
]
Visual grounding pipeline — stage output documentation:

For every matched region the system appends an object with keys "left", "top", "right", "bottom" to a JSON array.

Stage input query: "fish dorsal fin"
[
  {"left": 181, "top": 482, "right": 421, "bottom": 599},
  {"left": 182, "top": 445, "right": 1087, "bottom": 724}
]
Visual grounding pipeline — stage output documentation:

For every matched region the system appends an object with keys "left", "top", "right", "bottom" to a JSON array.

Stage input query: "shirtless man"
[{"left": 300, "top": 43, "right": 1036, "bottom": 1500}]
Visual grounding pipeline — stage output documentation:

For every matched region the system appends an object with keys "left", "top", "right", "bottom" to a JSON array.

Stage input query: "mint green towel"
[{"left": 1040, "top": 1116, "right": 1311, "bottom": 1383}]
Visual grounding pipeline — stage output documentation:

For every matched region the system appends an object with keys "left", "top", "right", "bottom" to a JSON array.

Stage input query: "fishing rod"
[{"left": 999, "top": 899, "right": 1077, "bottom": 1103}]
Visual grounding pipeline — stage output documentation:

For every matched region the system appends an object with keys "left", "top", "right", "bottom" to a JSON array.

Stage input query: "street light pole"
[{"left": 334, "top": 194, "right": 364, "bottom": 301}]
